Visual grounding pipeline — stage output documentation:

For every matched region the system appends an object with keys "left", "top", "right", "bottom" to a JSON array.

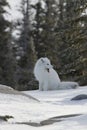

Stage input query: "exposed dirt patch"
[{"left": 0, "top": 115, "right": 14, "bottom": 122}]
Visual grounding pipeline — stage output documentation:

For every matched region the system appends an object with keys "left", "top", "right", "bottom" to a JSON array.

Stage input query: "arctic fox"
[{"left": 34, "top": 57, "right": 79, "bottom": 91}]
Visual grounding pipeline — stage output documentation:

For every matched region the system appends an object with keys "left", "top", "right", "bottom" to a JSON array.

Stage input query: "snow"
[
  {"left": 6, "top": 0, "right": 39, "bottom": 38},
  {"left": 7, "top": 0, "right": 38, "bottom": 21},
  {"left": 6, "top": 0, "right": 22, "bottom": 21},
  {"left": 0, "top": 85, "right": 87, "bottom": 130},
  {"left": 2, "top": 1, "right": 87, "bottom": 129}
]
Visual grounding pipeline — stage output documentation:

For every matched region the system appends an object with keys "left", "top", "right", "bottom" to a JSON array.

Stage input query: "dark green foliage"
[
  {"left": 32, "top": 0, "right": 59, "bottom": 66},
  {"left": 0, "top": 0, "right": 16, "bottom": 87},
  {"left": 56, "top": 0, "right": 87, "bottom": 85},
  {"left": 32, "top": 1, "right": 45, "bottom": 58},
  {"left": 15, "top": 0, "right": 37, "bottom": 90}
]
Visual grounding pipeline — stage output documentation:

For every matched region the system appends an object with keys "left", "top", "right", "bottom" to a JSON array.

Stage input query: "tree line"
[{"left": 0, "top": 0, "right": 87, "bottom": 90}]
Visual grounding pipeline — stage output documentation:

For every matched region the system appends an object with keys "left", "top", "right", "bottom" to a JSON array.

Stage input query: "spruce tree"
[
  {"left": 56, "top": 0, "right": 87, "bottom": 85},
  {"left": 15, "top": 0, "right": 37, "bottom": 90},
  {"left": 33, "top": 0, "right": 59, "bottom": 66},
  {"left": 0, "top": 0, "right": 16, "bottom": 87},
  {"left": 32, "top": 1, "right": 45, "bottom": 58}
]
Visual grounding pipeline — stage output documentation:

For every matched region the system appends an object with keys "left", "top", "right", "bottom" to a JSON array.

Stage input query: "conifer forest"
[{"left": 0, "top": 0, "right": 87, "bottom": 90}]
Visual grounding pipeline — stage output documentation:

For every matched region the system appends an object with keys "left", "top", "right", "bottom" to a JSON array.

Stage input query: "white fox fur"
[{"left": 34, "top": 57, "right": 79, "bottom": 91}]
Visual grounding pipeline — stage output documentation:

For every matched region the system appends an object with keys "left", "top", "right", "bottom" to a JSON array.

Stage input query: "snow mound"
[{"left": 0, "top": 84, "right": 38, "bottom": 102}]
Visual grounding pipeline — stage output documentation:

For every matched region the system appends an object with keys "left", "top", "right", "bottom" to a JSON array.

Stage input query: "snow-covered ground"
[
  {"left": 2, "top": 1, "right": 87, "bottom": 129},
  {"left": 0, "top": 85, "right": 87, "bottom": 130}
]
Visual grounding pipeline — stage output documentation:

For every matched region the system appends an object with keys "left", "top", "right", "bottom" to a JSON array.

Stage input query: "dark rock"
[{"left": 71, "top": 94, "right": 87, "bottom": 101}]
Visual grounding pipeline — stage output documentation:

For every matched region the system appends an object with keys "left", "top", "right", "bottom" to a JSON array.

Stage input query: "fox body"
[{"left": 34, "top": 57, "right": 79, "bottom": 91}]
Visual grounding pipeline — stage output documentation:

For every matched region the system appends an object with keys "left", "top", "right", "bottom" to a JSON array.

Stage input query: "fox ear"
[{"left": 41, "top": 58, "right": 44, "bottom": 63}]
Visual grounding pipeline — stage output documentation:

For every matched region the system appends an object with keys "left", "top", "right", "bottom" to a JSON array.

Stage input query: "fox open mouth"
[{"left": 46, "top": 68, "right": 50, "bottom": 72}]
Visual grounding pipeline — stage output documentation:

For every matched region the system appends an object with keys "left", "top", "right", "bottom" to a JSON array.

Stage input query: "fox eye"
[
  {"left": 41, "top": 59, "right": 44, "bottom": 63},
  {"left": 47, "top": 63, "right": 49, "bottom": 65}
]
